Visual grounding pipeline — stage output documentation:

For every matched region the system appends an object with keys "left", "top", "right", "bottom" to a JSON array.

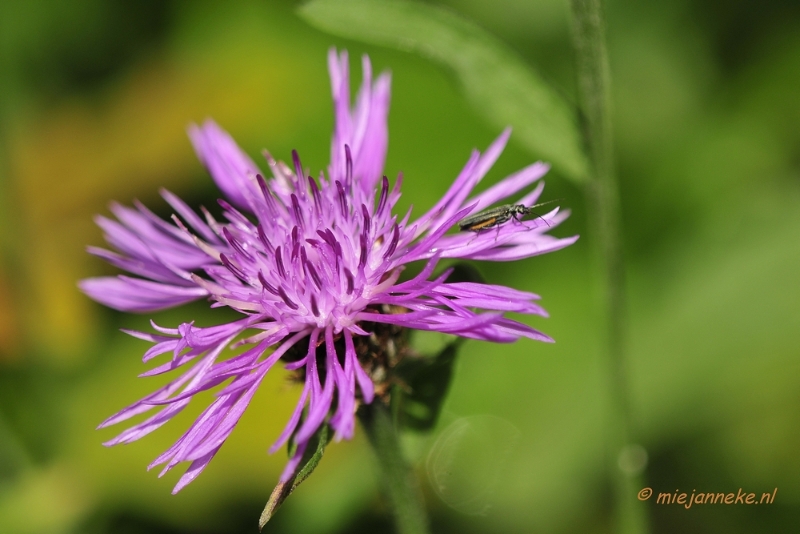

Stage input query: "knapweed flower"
[{"left": 80, "top": 49, "right": 577, "bottom": 493}]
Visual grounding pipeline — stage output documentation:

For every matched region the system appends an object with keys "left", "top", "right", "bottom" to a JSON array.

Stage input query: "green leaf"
[
  {"left": 298, "top": 0, "right": 588, "bottom": 183},
  {"left": 258, "top": 423, "right": 331, "bottom": 530},
  {"left": 396, "top": 338, "right": 464, "bottom": 432}
]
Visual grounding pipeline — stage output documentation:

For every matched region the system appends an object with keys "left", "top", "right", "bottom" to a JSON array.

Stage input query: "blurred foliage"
[
  {"left": 299, "top": 0, "right": 588, "bottom": 182},
  {"left": 0, "top": 0, "right": 798, "bottom": 533}
]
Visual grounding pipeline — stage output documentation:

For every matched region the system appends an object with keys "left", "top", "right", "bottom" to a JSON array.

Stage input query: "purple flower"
[{"left": 80, "top": 49, "right": 577, "bottom": 493}]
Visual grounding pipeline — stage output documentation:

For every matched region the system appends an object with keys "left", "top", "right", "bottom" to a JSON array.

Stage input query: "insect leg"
[{"left": 518, "top": 210, "right": 550, "bottom": 230}]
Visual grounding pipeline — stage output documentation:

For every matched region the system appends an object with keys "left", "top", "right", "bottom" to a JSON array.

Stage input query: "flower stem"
[
  {"left": 568, "top": 1, "right": 650, "bottom": 533},
  {"left": 358, "top": 401, "right": 429, "bottom": 534}
]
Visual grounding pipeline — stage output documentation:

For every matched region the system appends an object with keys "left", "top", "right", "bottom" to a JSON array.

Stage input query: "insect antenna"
[{"left": 521, "top": 198, "right": 564, "bottom": 228}]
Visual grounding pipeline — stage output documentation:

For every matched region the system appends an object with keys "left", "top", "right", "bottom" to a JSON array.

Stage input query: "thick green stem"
[
  {"left": 569, "top": 1, "right": 649, "bottom": 533},
  {"left": 358, "top": 402, "right": 429, "bottom": 534}
]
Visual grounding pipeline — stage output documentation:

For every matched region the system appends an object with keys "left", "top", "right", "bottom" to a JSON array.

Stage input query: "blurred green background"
[{"left": 1, "top": 0, "right": 798, "bottom": 532}]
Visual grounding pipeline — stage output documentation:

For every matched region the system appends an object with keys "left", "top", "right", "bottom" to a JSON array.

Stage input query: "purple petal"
[
  {"left": 188, "top": 120, "right": 262, "bottom": 210},
  {"left": 80, "top": 276, "right": 208, "bottom": 312},
  {"left": 172, "top": 448, "right": 220, "bottom": 494},
  {"left": 160, "top": 188, "right": 222, "bottom": 244},
  {"left": 466, "top": 235, "right": 580, "bottom": 261}
]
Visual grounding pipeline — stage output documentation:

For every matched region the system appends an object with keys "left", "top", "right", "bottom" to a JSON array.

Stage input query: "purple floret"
[{"left": 80, "top": 48, "right": 577, "bottom": 493}]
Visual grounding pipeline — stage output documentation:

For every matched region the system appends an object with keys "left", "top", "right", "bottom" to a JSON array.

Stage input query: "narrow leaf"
[
  {"left": 259, "top": 424, "right": 330, "bottom": 530},
  {"left": 299, "top": 0, "right": 588, "bottom": 182},
  {"left": 396, "top": 338, "right": 463, "bottom": 431}
]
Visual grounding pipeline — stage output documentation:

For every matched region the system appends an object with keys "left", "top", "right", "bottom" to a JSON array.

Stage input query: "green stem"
[
  {"left": 358, "top": 401, "right": 429, "bottom": 534},
  {"left": 569, "top": 1, "right": 649, "bottom": 533}
]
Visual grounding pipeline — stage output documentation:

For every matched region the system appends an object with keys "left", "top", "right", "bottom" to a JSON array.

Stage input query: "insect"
[{"left": 457, "top": 199, "right": 560, "bottom": 233}]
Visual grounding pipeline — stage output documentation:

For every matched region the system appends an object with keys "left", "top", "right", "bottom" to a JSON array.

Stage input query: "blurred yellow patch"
[
  {"left": 0, "top": 463, "right": 92, "bottom": 534},
  {"left": 7, "top": 47, "right": 313, "bottom": 365}
]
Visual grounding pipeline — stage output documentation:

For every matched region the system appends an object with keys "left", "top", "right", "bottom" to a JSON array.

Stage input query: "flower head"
[{"left": 80, "top": 49, "right": 577, "bottom": 493}]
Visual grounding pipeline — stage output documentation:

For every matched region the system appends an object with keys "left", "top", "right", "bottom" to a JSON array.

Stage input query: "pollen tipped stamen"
[
  {"left": 220, "top": 253, "right": 247, "bottom": 282},
  {"left": 317, "top": 229, "right": 340, "bottom": 256},
  {"left": 301, "top": 248, "right": 323, "bottom": 290},
  {"left": 257, "top": 224, "right": 274, "bottom": 253},
  {"left": 308, "top": 176, "right": 322, "bottom": 214},
  {"left": 383, "top": 224, "right": 399, "bottom": 259},
  {"left": 257, "top": 271, "right": 279, "bottom": 295},
  {"left": 256, "top": 174, "right": 280, "bottom": 216},
  {"left": 308, "top": 263, "right": 323, "bottom": 290},
  {"left": 222, "top": 228, "right": 254, "bottom": 262},
  {"left": 275, "top": 246, "right": 287, "bottom": 279},
  {"left": 219, "top": 201, "right": 254, "bottom": 231},
  {"left": 359, "top": 234, "right": 368, "bottom": 269},
  {"left": 316, "top": 229, "right": 334, "bottom": 248},
  {"left": 334, "top": 240, "right": 344, "bottom": 262},
  {"left": 344, "top": 268, "right": 354, "bottom": 294},
  {"left": 291, "top": 149, "right": 305, "bottom": 183},
  {"left": 361, "top": 204, "right": 371, "bottom": 235},
  {"left": 335, "top": 181, "right": 347, "bottom": 217},
  {"left": 310, "top": 295, "right": 320, "bottom": 316},
  {"left": 217, "top": 199, "right": 237, "bottom": 216},
  {"left": 377, "top": 175, "right": 389, "bottom": 215},
  {"left": 344, "top": 144, "right": 353, "bottom": 189},
  {"left": 291, "top": 227, "right": 301, "bottom": 261},
  {"left": 315, "top": 231, "right": 340, "bottom": 272},
  {"left": 277, "top": 286, "right": 299, "bottom": 310},
  {"left": 290, "top": 194, "right": 304, "bottom": 231}
]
